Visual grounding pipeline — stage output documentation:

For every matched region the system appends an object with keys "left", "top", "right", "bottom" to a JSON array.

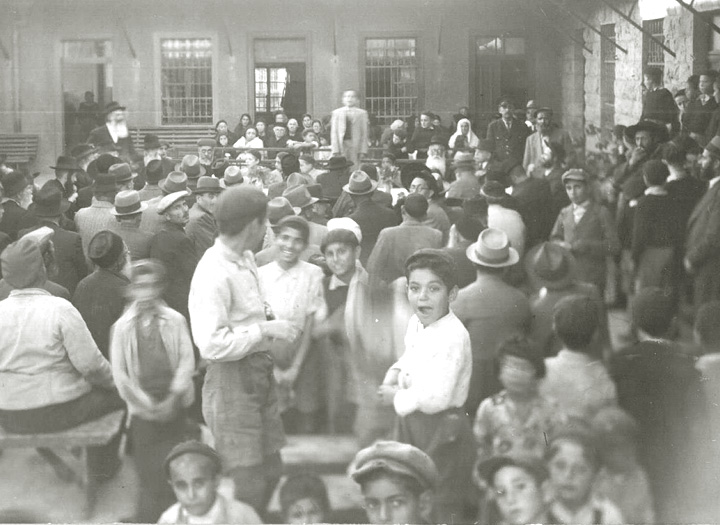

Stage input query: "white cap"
[
  {"left": 157, "top": 191, "right": 188, "bottom": 215},
  {"left": 327, "top": 217, "right": 362, "bottom": 244}
]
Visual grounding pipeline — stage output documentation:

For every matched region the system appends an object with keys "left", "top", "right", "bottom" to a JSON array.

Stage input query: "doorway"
[
  {"left": 61, "top": 40, "right": 113, "bottom": 152},
  {"left": 253, "top": 62, "right": 306, "bottom": 124}
]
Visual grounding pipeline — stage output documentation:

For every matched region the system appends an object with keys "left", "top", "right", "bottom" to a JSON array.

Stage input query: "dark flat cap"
[{"left": 351, "top": 440, "right": 439, "bottom": 490}]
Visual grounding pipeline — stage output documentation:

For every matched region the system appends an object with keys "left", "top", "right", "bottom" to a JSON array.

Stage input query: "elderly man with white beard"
[
  {"left": 425, "top": 137, "right": 450, "bottom": 181},
  {"left": 88, "top": 101, "right": 137, "bottom": 163}
]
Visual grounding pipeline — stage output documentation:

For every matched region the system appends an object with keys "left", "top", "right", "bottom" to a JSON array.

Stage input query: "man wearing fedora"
[
  {"left": 48, "top": 155, "right": 83, "bottom": 215},
  {"left": 282, "top": 184, "right": 327, "bottom": 247},
  {"left": 75, "top": 172, "right": 119, "bottom": 257},
  {"left": 0, "top": 171, "right": 33, "bottom": 241},
  {"left": 87, "top": 101, "right": 136, "bottom": 162},
  {"left": 401, "top": 163, "right": 451, "bottom": 245},
  {"left": 150, "top": 191, "right": 198, "bottom": 321},
  {"left": 342, "top": 170, "right": 400, "bottom": 266},
  {"left": 331, "top": 164, "right": 393, "bottom": 220},
  {"left": 525, "top": 242, "right": 609, "bottom": 358},
  {"left": 187, "top": 176, "right": 224, "bottom": 258},
  {"left": 138, "top": 158, "right": 167, "bottom": 203},
  {"left": 452, "top": 228, "right": 531, "bottom": 414},
  {"left": 70, "top": 143, "right": 100, "bottom": 210},
  {"left": 110, "top": 190, "right": 151, "bottom": 261},
  {"left": 366, "top": 194, "right": 442, "bottom": 286},
  {"left": 446, "top": 151, "right": 482, "bottom": 201},
  {"left": 23, "top": 182, "right": 87, "bottom": 295},
  {"left": 109, "top": 162, "right": 137, "bottom": 193},
  {"left": 317, "top": 156, "right": 354, "bottom": 204},
  {"left": 482, "top": 180, "right": 526, "bottom": 260},
  {"left": 178, "top": 155, "right": 206, "bottom": 205},
  {"left": 330, "top": 90, "right": 369, "bottom": 170}
]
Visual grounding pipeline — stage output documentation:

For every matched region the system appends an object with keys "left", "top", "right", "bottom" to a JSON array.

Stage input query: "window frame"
[
  {"left": 642, "top": 18, "right": 665, "bottom": 78},
  {"left": 154, "top": 33, "right": 218, "bottom": 126},
  {"left": 359, "top": 32, "right": 423, "bottom": 126}
]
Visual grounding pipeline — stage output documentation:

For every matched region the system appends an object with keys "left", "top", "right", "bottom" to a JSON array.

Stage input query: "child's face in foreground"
[
  {"left": 275, "top": 226, "right": 307, "bottom": 266},
  {"left": 168, "top": 454, "right": 220, "bottom": 517},
  {"left": 493, "top": 466, "right": 546, "bottom": 525},
  {"left": 548, "top": 440, "right": 596, "bottom": 509},
  {"left": 499, "top": 355, "right": 538, "bottom": 398},
  {"left": 285, "top": 497, "right": 326, "bottom": 524},
  {"left": 407, "top": 268, "right": 455, "bottom": 327},
  {"left": 361, "top": 476, "right": 423, "bottom": 525},
  {"left": 127, "top": 273, "right": 163, "bottom": 306}
]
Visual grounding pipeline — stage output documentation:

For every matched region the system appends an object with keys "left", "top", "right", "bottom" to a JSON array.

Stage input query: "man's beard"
[
  {"left": 426, "top": 156, "right": 446, "bottom": 176},
  {"left": 108, "top": 118, "right": 129, "bottom": 139}
]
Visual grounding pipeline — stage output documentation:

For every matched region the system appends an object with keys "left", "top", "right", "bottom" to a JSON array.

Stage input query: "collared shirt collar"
[
  {"left": 573, "top": 199, "right": 590, "bottom": 211},
  {"left": 124, "top": 300, "right": 173, "bottom": 321},
  {"left": 644, "top": 186, "right": 668, "bottom": 196},
  {"left": 8, "top": 288, "right": 51, "bottom": 298},
  {"left": 98, "top": 267, "right": 131, "bottom": 283},
  {"left": 216, "top": 238, "right": 256, "bottom": 268},
  {"left": 710, "top": 175, "right": 720, "bottom": 189},
  {"left": 328, "top": 273, "right": 349, "bottom": 291}
]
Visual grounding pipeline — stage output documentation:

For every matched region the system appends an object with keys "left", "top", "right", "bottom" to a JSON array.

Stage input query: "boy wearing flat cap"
[
  {"left": 550, "top": 169, "right": 620, "bottom": 296},
  {"left": 351, "top": 440, "right": 439, "bottom": 525}
]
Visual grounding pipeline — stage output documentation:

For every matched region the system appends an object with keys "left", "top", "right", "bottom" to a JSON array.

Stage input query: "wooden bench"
[
  {"left": 131, "top": 126, "right": 214, "bottom": 159},
  {"left": 0, "top": 134, "right": 39, "bottom": 171},
  {"left": 0, "top": 409, "right": 125, "bottom": 518}
]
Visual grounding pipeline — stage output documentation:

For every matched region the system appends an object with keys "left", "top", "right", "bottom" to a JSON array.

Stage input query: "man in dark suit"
[
  {"left": 0, "top": 171, "right": 32, "bottom": 240},
  {"left": 22, "top": 183, "right": 87, "bottom": 295},
  {"left": 486, "top": 97, "right": 530, "bottom": 165},
  {"left": 149, "top": 191, "right": 198, "bottom": 321},
  {"left": 684, "top": 72, "right": 718, "bottom": 144},
  {"left": 641, "top": 67, "right": 678, "bottom": 130},
  {"left": 87, "top": 101, "right": 137, "bottom": 163},
  {"left": 73, "top": 230, "right": 130, "bottom": 359},
  {"left": 685, "top": 135, "right": 720, "bottom": 309},
  {"left": 346, "top": 171, "right": 400, "bottom": 265}
]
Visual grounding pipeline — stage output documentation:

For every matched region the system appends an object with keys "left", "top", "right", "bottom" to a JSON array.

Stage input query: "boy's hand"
[
  {"left": 261, "top": 320, "right": 301, "bottom": 342},
  {"left": 377, "top": 384, "right": 399, "bottom": 406}
]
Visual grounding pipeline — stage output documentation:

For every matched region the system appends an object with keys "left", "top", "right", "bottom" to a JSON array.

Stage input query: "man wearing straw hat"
[
  {"left": 110, "top": 189, "right": 151, "bottom": 260},
  {"left": 453, "top": 228, "right": 531, "bottom": 414}
]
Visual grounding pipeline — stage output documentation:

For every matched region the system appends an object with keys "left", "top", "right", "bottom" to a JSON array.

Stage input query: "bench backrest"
[
  {"left": 0, "top": 134, "right": 40, "bottom": 165},
  {"left": 132, "top": 126, "right": 214, "bottom": 159}
]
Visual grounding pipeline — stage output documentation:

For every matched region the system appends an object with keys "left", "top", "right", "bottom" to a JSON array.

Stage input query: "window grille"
[
  {"left": 643, "top": 18, "right": 665, "bottom": 76},
  {"left": 601, "top": 24, "right": 616, "bottom": 133},
  {"left": 160, "top": 39, "right": 213, "bottom": 125},
  {"left": 254, "top": 67, "right": 287, "bottom": 114},
  {"left": 365, "top": 38, "right": 418, "bottom": 125}
]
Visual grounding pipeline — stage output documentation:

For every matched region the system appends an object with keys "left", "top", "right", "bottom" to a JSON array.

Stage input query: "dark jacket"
[
  {"left": 684, "top": 97, "right": 718, "bottom": 136},
  {"left": 512, "top": 177, "right": 554, "bottom": 247},
  {"left": 149, "top": 222, "right": 199, "bottom": 320},
  {"left": 349, "top": 198, "right": 401, "bottom": 265},
  {"left": 686, "top": 181, "right": 720, "bottom": 306},
  {"left": 441, "top": 245, "right": 476, "bottom": 290},
  {"left": 317, "top": 170, "right": 351, "bottom": 202},
  {"left": 87, "top": 124, "right": 137, "bottom": 161},
  {"left": 408, "top": 126, "right": 436, "bottom": 158},
  {"left": 486, "top": 117, "right": 530, "bottom": 164},
  {"left": 0, "top": 200, "right": 29, "bottom": 241},
  {"left": 72, "top": 268, "right": 129, "bottom": 359},
  {"left": 39, "top": 220, "right": 88, "bottom": 295},
  {"left": 641, "top": 87, "right": 678, "bottom": 127}
]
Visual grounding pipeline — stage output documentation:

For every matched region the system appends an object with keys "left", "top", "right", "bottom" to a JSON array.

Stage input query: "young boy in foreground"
[{"left": 159, "top": 440, "right": 262, "bottom": 524}]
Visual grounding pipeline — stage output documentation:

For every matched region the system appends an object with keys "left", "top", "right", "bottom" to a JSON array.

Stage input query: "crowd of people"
[{"left": 0, "top": 69, "right": 719, "bottom": 524}]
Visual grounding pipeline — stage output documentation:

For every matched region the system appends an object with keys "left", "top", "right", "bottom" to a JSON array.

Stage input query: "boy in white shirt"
[{"left": 378, "top": 249, "right": 474, "bottom": 523}]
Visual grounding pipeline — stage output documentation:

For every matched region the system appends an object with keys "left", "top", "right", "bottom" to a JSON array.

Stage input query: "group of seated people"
[{"left": 0, "top": 89, "right": 718, "bottom": 524}]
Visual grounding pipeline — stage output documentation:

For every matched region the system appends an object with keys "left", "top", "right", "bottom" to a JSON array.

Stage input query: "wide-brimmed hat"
[
  {"left": 222, "top": 165, "right": 244, "bottom": 187},
  {"left": 33, "top": 182, "right": 71, "bottom": 218},
  {"left": 50, "top": 155, "right": 82, "bottom": 172},
  {"left": 326, "top": 156, "right": 354, "bottom": 171},
  {"left": 1, "top": 171, "right": 30, "bottom": 197},
  {"left": 306, "top": 184, "right": 329, "bottom": 203},
  {"left": 178, "top": 155, "right": 206, "bottom": 179},
  {"left": 343, "top": 170, "right": 377, "bottom": 195},
  {"left": 194, "top": 176, "right": 224, "bottom": 194},
  {"left": 159, "top": 171, "right": 192, "bottom": 195},
  {"left": 157, "top": 191, "right": 188, "bottom": 215},
  {"left": 110, "top": 190, "right": 148, "bottom": 217},
  {"left": 108, "top": 162, "right": 136, "bottom": 184},
  {"left": 452, "top": 151, "right": 476, "bottom": 170},
  {"left": 400, "top": 162, "right": 436, "bottom": 192},
  {"left": 268, "top": 197, "right": 297, "bottom": 225},
  {"left": 283, "top": 184, "right": 318, "bottom": 211},
  {"left": 524, "top": 242, "right": 576, "bottom": 291},
  {"left": 480, "top": 180, "right": 507, "bottom": 200},
  {"left": 103, "top": 101, "right": 126, "bottom": 115},
  {"left": 92, "top": 173, "right": 117, "bottom": 193},
  {"left": 466, "top": 228, "right": 519, "bottom": 268},
  {"left": 211, "top": 159, "right": 230, "bottom": 179},
  {"left": 143, "top": 134, "right": 162, "bottom": 150}
]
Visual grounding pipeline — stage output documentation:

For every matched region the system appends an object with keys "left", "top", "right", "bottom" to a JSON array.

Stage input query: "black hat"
[
  {"left": 88, "top": 153, "right": 122, "bottom": 177},
  {"left": 400, "top": 163, "right": 436, "bottom": 193},
  {"left": 50, "top": 155, "right": 82, "bottom": 172},
  {"left": 103, "top": 101, "right": 126, "bottom": 115},
  {"left": 143, "top": 134, "right": 162, "bottom": 150},
  {"left": 88, "top": 230, "right": 124, "bottom": 268},
  {"left": 33, "top": 182, "right": 71, "bottom": 218},
  {"left": 326, "top": 156, "right": 354, "bottom": 171}
]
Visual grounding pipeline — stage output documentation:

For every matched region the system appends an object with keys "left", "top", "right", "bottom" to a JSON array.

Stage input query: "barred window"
[
  {"left": 601, "top": 24, "right": 616, "bottom": 133},
  {"left": 643, "top": 18, "right": 665, "bottom": 77},
  {"left": 365, "top": 38, "right": 418, "bottom": 125},
  {"left": 254, "top": 67, "right": 287, "bottom": 114},
  {"left": 160, "top": 38, "right": 213, "bottom": 125}
]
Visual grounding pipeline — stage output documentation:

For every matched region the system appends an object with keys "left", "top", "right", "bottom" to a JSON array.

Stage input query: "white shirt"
[
  {"left": 158, "top": 493, "right": 262, "bottom": 524},
  {"left": 391, "top": 311, "right": 471, "bottom": 417},
  {"left": 572, "top": 200, "right": 589, "bottom": 224},
  {"left": 709, "top": 175, "right": 720, "bottom": 189},
  {"left": 258, "top": 260, "right": 326, "bottom": 327}
]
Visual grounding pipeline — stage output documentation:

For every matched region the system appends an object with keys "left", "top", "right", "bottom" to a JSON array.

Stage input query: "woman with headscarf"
[{"left": 448, "top": 118, "right": 479, "bottom": 150}]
